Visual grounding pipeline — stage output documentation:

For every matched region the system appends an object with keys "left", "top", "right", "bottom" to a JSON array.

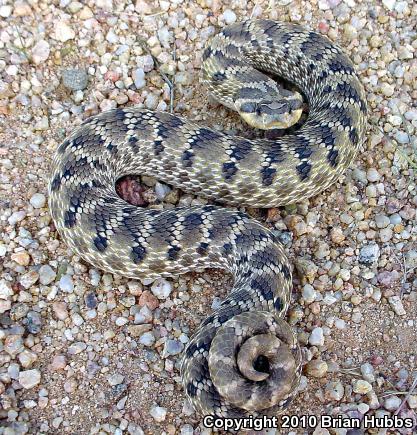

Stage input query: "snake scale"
[{"left": 49, "top": 20, "right": 367, "bottom": 418}]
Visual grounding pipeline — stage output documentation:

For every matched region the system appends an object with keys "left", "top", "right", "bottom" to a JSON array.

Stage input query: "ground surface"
[{"left": 0, "top": 0, "right": 416, "bottom": 434}]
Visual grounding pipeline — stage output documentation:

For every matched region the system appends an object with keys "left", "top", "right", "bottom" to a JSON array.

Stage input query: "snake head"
[{"left": 238, "top": 91, "right": 304, "bottom": 130}]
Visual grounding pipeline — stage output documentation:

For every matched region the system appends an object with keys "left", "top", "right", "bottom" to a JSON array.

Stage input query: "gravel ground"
[{"left": 0, "top": 0, "right": 416, "bottom": 434}]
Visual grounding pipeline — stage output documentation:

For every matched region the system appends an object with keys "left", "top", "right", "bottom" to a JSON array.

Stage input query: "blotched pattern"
[{"left": 49, "top": 20, "right": 367, "bottom": 418}]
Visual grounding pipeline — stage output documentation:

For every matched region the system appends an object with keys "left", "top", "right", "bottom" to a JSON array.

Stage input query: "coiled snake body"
[{"left": 49, "top": 20, "right": 367, "bottom": 418}]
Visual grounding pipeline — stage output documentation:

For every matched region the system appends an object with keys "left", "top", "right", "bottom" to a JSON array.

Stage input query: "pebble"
[
  {"left": 127, "top": 324, "right": 152, "bottom": 337},
  {"left": 382, "top": 0, "right": 396, "bottom": 10},
  {"left": 59, "top": 275, "right": 74, "bottom": 292},
  {"left": 19, "top": 270, "right": 39, "bottom": 289},
  {"left": 302, "top": 284, "right": 317, "bottom": 304},
  {"left": 138, "top": 291, "right": 159, "bottom": 310},
  {"left": 358, "top": 244, "right": 380, "bottom": 265},
  {"left": 19, "top": 369, "right": 41, "bottom": 389},
  {"left": 0, "top": 279, "right": 13, "bottom": 299},
  {"left": 107, "top": 373, "right": 124, "bottom": 386},
  {"left": 39, "top": 265, "right": 56, "bottom": 285},
  {"left": 384, "top": 396, "right": 402, "bottom": 411},
  {"left": 84, "top": 292, "right": 98, "bottom": 309},
  {"left": 8, "top": 211, "right": 26, "bottom": 225},
  {"left": 309, "top": 327, "right": 325, "bottom": 346},
  {"left": 62, "top": 69, "right": 88, "bottom": 91},
  {"left": 408, "top": 396, "right": 417, "bottom": 409},
  {"left": 11, "top": 250, "right": 28, "bottom": 266},
  {"left": 26, "top": 311, "right": 42, "bottom": 334},
  {"left": 388, "top": 296, "right": 406, "bottom": 316},
  {"left": 155, "top": 182, "right": 171, "bottom": 200},
  {"left": 133, "top": 68, "right": 146, "bottom": 89},
  {"left": 375, "top": 214, "right": 390, "bottom": 229},
  {"left": 353, "top": 380, "right": 372, "bottom": 394},
  {"left": 18, "top": 350, "right": 38, "bottom": 368},
  {"left": 54, "top": 21, "right": 76, "bottom": 42},
  {"left": 360, "top": 363, "right": 375, "bottom": 383},
  {"left": 5, "top": 335, "right": 24, "bottom": 357},
  {"left": 52, "top": 302, "right": 69, "bottom": 320},
  {"left": 222, "top": 10, "right": 237, "bottom": 24},
  {"left": 305, "top": 359, "right": 328, "bottom": 378},
  {"left": 151, "top": 278, "right": 172, "bottom": 300},
  {"left": 325, "top": 381, "right": 344, "bottom": 401},
  {"left": 150, "top": 405, "right": 167, "bottom": 422},
  {"left": 366, "top": 168, "right": 381, "bottom": 182},
  {"left": 31, "top": 40, "right": 50, "bottom": 64},
  {"left": 67, "top": 342, "right": 86, "bottom": 355},
  {"left": 139, "top": 331, "right": 155, "bottom": 346},
  {"left": 50, "top": 355, "right": 67, "bottom": 371},
  {"left": 162, "top": 339, "right": 184, "bottom": 357},
  {"left": 72, "top": 313, "right": 84, "bottom": 326},
  {"left": 0, "top": 5, "right": 12, "bottom": 17},
  {"left": 29, "top": 193, "right": 46, "bottom": 209}
]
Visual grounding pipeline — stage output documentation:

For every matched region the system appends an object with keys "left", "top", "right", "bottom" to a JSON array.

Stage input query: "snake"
[{"left": 48, "top": 19, "right": 367, "bottom": 419}]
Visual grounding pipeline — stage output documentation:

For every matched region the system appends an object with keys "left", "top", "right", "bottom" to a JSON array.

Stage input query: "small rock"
[
  {"left": 377, "top": 270, "right": 400, "bottom": 287},
  {"left": 0, "top": 5, "right": 12, "bottom": 17},
  {"left": 8, "top": 211, "right": 26, "bottom": 225},
  {"left": 302, "top": 284, "right": 317, "bottom": 304},
  {"left": 32, "top": 40, "right": 50, "bottom": 64},
  {"left": 359, "top": 244, "right": 380, "bottom": 265},
  {"left": 11, "top": 251, "right": 30, "bottom": 266},
  {"left": 5, "top": 335, "right": 24, "bottom": 357},
  {"left": 26, "top": 311, "right": 42, "bottom": 334},
  {"left": 407, "top": 395, "right": 417, "bottom": 409},
  {"left": 353, "top": 380, "right": 372, "bottom": 394},
  {"left": 0, "top": 279, "right": 13, "bottom": 299},
  {"left": 50, "top": 355, "right": 67, "bottom": 371},
  {"left": 139, "top": 331, "right": 155, "bottom": 346},
  {"left": 154, "top": 182, "right": 171, "bottom": 200},
  {"left": 52, "top": 301, "right": 68, "bottom": 320},
  {"left": 309, "top": 327, "right": 324, "bottom": 346},
  {"left": 360, "top": 363, "right": 375, "bottom": 383},
  {"left": 39, "top": 265, "right": 56, "bottom": 285},
  {"left": 19, "top": 369, "right": 41, "bottom": 389},
  {"left": 375, "top": 214, "right": 390, "bottom": 229},
  {"left": 30, "top": 193, "right": 46, "bottom": 209},
  {"left": 67, "top": 342, "right": 86, "bottom": 355},
  {"left": 127, "top": 324, "right": 152, "bottom": 337},
  {"left": 62, "top": 69, "right": 88, "bottom": 91},
  {"left": 133, "top": 68, "right": 146, "bottom": 89},
  {"left": 366, "top": 168, "right": 381, "bottom": 182},
  {"left": 222, "top": 9, "right": 237, "bottom": 24},
  {"left": 325, "top": 381, "right": 344, "bottom": 401},
  {"left": 306, "top": 359, "right": 328, "bottom": 378},
  {"left": 19, "top": 270, "right": 39, "bottom": 289},
  {"left": 54, "top": 21, "right": 76, "bottom": 42},
  {"left": 384, "top": 395, "right": 402, "bottom": 411},
  {"left": 382, "top": 0, "right": 396, "bottom": 10},
  {"left": 115, "top": 316, "right": 128, "bottom": 326},
  {"left": 59, "top": 275, "right": 74, "bottom": 292},
  {"left": 150, "top": 405, "right": 167, "bottom": 422},
  {"left": 388, "top": 296, "right": 406, "bottom": 316},
  {"left": 162, "top": 339, "right": 184, "bottom": 357},
  {"left": 138, "top": 291, "right": 159, "bottom": 310},
  {"left": 108, "top": 373, "right": 124, "bottom": 386},
  {"left": 84, "top": 292, "right": 98, "bottom": 309},
  {"left": 72, "top": 313, "right": 84, "bottom": 326},
  {"left": 295, "top": 258, "right": 318, "bottom": 283},
  {"left": 18, "top": 350, "right": 38, "bottom": 368},
  {"left": 150, "top": 278, "right": 172, "bottom": 300}
]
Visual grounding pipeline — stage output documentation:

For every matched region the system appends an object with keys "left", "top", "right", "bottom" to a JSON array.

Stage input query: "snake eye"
[{"left": 240, "top": 102, "right": 258, "bottom": 113}]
